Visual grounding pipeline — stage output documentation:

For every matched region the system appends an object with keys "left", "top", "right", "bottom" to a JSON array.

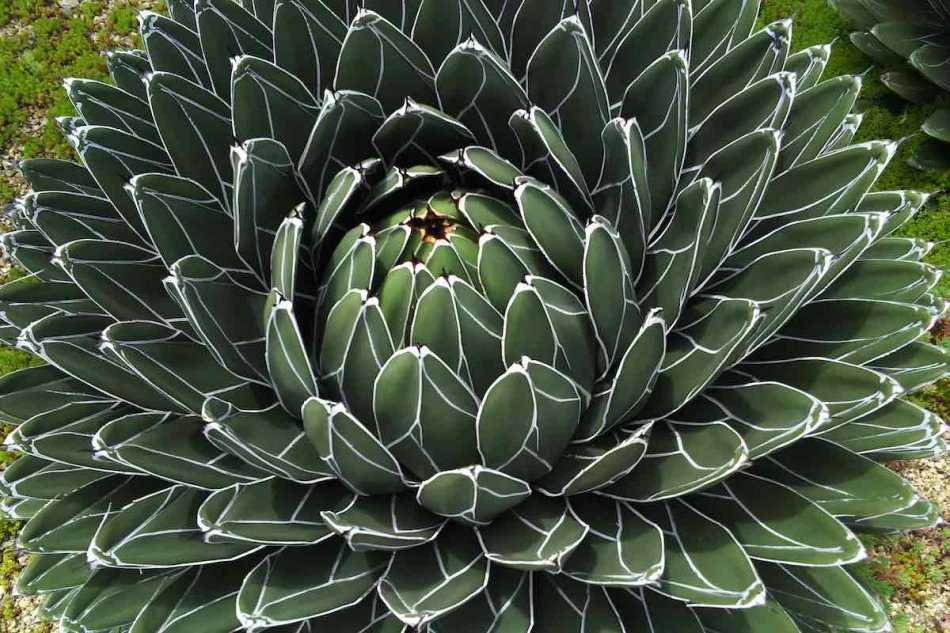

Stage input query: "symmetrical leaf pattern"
[{"left": 0, "top": 1, "right": 946, "bottom": 631}]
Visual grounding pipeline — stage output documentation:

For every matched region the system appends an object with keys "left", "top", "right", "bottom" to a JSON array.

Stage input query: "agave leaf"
[
  {"left": 373, "top": 346, "right": 480, "bottom": 479},
  {"left": 436, "top": 41, "right": 529, "bottom": 161},
  {"left": 537, "top": 424, "right": 652, "bottom": 496},
  {"left": 95, "top": 412, "right": 266, "bottom": 489},
  {"left": 140, "top": 11, "right": 213, "bottom": 89},
  {"left": 0, "top": 455, "right": 111, "bottom": 503},
  {"left": 271, "top": 208, "right": 309, "bottom": 303},
  {"left": 869, "top": 341, "right": 950, "bottom": 393},
  {"left": 506, "top": 0, "right": 575, "bottom": 78},
  {"left": 427, "top": 566, "right": 532, "bottom": 633},
  {"left": 638, "top": 178, "right": 718, "bottom": 326},
  {"left": 274, "top": 592, "right": 404, "bottom": 633},
  {"left": 509, "top": 109, "right": 593, "bottom": 216},
  {"left": 502, "top": 277, "right": 597, "bottom": 390},
  {"left": 610, "top": 587, "right": 705, "bottom": 632},
  {"left": 786, "top": 43, "right": 832, "bottom": 90},
  {"left": 315, "top": 164, "right": 382, "bottom": 245},
  {"left": 233, "top": 138, "right": 305, "bottom": 283},
  {"left": 675, "top": 380, "right": 825, "bottom": 459},
  {"left": 687, "top": 73, "right": 794, "bottom": 170},
  {"left": 129, "top": 558, "right": 262, "bottom": 633},
  {"left": 22, "top": 314, "right": 186, "bottom": 413},
  {"left": 237, "top": 540, "right": 389, "bottom": 630},
  {"left": 755, "top": 298, "right": 936, "bottom": 365},
  {"left": 620, "top": 51, "right": 688, "bottom": 230},
  {"left": 852, "top": 494, "right": 942, "bottom": 534},
  {"left": 413, "top": 0, "right": 504, "bottom": 67},
  {"left": 476, "top": 494, "right": 588, "bottom": 572},
  {"left": 17, "top": 553, "right": 93, "bottom": 596},
  {"left": 605, "top": 421, "right": 748, "bottom": 501},
  {"left": 54, "top": 240, "right": 182, "bottom": 325},
  {"left": 583, "top": 216, "right": 643, "bottom": 374},
  {"left": 298, "top": 92, "right": 384, "bottom": 203},
  {"left": 335, "top": 10, "right": 436, "bottom": 112},
  {"left": 444, "top": 145, "right": 524, "bottom": 190},
  {"left": 862, "top": 236, "right": 932, "bottom": 261},
  {"left": 372, "top": 101, "right": 474, "bottom": 167},
  {"left": 779, "top": 75, "right": 863, "bottom": 171},
  {"left": 147, "top": 72, "right": 235, "bottom": 209},
  {"left": 822, "top": 259, "right": 943, "bottom": 304},
  {"left": 593, "top": 119, "right": 650, "bottom": 280},
  {"left": 63, "top": 568, "right": 180, "bottom": 632},
  {"left": 607, "top": 1, "right": 693, "bottom": 110},
  {"left": 266, "top": 299, "right": 319, "bottom": 418},
  {"left": 752, "top": 142, "right": 897, "bottom": 234},
  {"left": 101, "top": 321, "right": 245, "bottom": 414},
  {"left": 38, "top": 586, "right": 76, "bottom": 621},
  {"left": 695, "top": 599, "right": 801, "bottom": 632},
  {"left": 692, "top": 129, "right": 780, "bottom": 284},
  {"left": 203, "top": 393, "right": 331, "bottom": 483},
  {"left": 167, "top": 255, "right": 270, "bottom": 383},
  {"left": 641, "top": 500, "right": 765, "bottom": 608},
  {"left": 689, "top": 472, "right": 865, "bottom": 566},
  {"left": 302, "top": 398, "right": 408, "bottom": 495},
  {"left": 477, "top": 358, "right": 587, "bottom": 479},
  {"left": 820, "top": 399, "right": 947, "bottom": 461},
  {"left": 8, "top": 401, "right": 136, "bottom": 474},
  {"left": 514, "top": 177, "right": 586, "bottom": 286},
  {"left": 561, "top": 495, "right": 664, "bottom": 586},
  {"left": 72, "top": 125, "right": 174, "bottom": 241},
  {"left": 410, "top": 276, "right": 504, "bottom": 397},
  {"left": 195, "top": 0, "right": 272, "bottom": 101},
  {"left": 64, "top": 78, "right": 160, "bottom": 145},
  {"left": 638, "top": 297, "right": 760, "bottom": 420},
  {"left": 377, "top": 261, "right": 435, "bottom": 348},
  {"left": 526, "top": 16, "right": 609, "bottom": 185},
  {"left": 377, "top": 523, "right": 488, "bottom": 627},
  {"left": 533, "top": 574, "right": 623, "bottom": 632},
  {"left": 90, "top": 485, "right": 263, "bottom": 567},
  {"left": 18, "top": 476, "right": 163, "bottom": 553},
  {"left": 691, "top": 21, "right": 790, "bottom": 124},
  {"left": 0, "top": 364, "right": 104, "bottom": 426},
  {"left": 739, "top": 358, "right": 901, "bottom": 431},
  {"left": 131, "top": 174, "right": 244, "bottom": 270},
  {"left": 106, "top": 49, "right": 151, "bottom": 100},
  {"left": 198, "top": 477, "right": 350, "bottom": 545},
  {"left": 708, "top": 248, "right": 833, "bottom": 356},
  {"left": 416, "top": 466, "right": 531, "bottom": 527},
  {"left": 321, "top": 493, "right": 445, "bottom": 551},
  {"left": 691, "top": 0, "right": 759, "bottom": 73},
  {"left": 752, "top": 437, "right": 925, "bottom": 528},
  {"left": 272, "top": 0, "right": 346, "bottom": 97},
  {"left": 0, "top": 277, "right": 100, "bottom": 329},
  {"left": 320, "top": 290, "right": 394, "bottom": 425},
  {"left": 315, "top": 225, "right": 376, "bottom": 342},
  {"left": 757, "top": 563, "right": 889, "bottom": 632},
  {"left": 232, "top": 55, "right": 321, "bottom": 161},
  {"left": 861, "top": 190, "right": 929, "bottom": 236},
  {"left": 18, "top": 157, "right": 101, "bottom": 197}
]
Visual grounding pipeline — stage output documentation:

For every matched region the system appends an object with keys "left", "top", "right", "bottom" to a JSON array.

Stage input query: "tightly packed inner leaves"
[
  {"left": 0, "top": 0, "right": 948, "bottom": 631},
  {"left": 834, "top": 0, "right": 950, "bottom": 168}
]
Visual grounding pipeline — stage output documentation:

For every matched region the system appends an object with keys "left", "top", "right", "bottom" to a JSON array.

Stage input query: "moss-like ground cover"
[{"left": 0, "top": 0, "right": 946, "bottom": 631}]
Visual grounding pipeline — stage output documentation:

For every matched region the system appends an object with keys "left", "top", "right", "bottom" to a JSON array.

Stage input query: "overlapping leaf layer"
[
  {"left": 1, "top": 0, "right": 948, "bottom": 631},
  {"left": 835, "top": 0, "right": 950, "bottom": 168}
]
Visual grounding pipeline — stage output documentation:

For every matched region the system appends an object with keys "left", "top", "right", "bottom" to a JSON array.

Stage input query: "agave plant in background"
[
  {"left": 0, "top": 0, "right": 948, "bottom": 630},
  {"left": 835, "top": 0, "right": 950, "bottom": 169}
]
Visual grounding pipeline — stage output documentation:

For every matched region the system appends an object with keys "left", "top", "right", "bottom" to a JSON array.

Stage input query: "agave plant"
[
  {"left": 835, "top": 0, "right": 950, "bottom": 169},
  {"left": 0, "top": 0, "right": 948, "bottom": 631}
]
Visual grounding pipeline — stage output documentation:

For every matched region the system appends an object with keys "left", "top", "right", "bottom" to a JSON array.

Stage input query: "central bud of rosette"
[{"left": 303, "top": 173, "right": 648, "bottom": 530}]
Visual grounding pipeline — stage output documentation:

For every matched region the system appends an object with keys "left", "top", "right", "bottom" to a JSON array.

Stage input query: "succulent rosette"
[
  {"left": 0, "top": 1, "right": 948, "bottom": 631},
  {"left": 835, "top": 0, "right": 950, "bottom": 168}
]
